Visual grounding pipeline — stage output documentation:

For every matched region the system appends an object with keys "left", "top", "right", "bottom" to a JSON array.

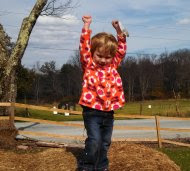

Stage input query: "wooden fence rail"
[{"left": 0, "top": 102, "right": 190, "bottom": 148}]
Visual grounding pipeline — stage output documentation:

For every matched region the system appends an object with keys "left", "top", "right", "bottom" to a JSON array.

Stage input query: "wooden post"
[
  {"left": 9, "top": 102, "right": 15, "bottom": 126},
  {"left": 155, "top": 115, "right": 162, "bottom": 148},
  {"left": 140, "top": 103, "right": 142, "bottom": 115}
]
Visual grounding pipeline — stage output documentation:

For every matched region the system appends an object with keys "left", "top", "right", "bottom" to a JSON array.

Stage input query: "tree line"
[{"left": 16, "top": 48, "right": 190, "bottom": 105}]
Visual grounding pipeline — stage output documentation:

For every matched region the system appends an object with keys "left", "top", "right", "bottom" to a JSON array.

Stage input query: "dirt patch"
[
  {"left": 0, "top": 120, "right": 18, "bottom": 149},
  {"left": 0, "top": 141, "right": 180, "bottom": 171}
]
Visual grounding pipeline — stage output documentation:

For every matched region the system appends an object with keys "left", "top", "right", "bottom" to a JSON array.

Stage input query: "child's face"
[{"left": 93, "top": 47, "right": 113, "bottom": 66}]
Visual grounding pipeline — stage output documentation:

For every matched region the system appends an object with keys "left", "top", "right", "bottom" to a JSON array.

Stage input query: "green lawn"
[
  {"left": 159, "top": 147, "right": 190, "bottom": 171},
  {"left": 15, "top": 108, "right": 83, "bottom": 121},
  {"left": 77, "top": 99, "right": 190, "bottom": 117},
  {"left": 116, "top": 99, "right": 190, "bottom": 117},
  {"left": 15, "top": 99, "right": 190, "bottom": 121}
]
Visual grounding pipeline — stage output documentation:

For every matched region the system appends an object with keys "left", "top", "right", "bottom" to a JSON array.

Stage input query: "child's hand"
[
  {"left": 82, "top": 15, "right": 92, "bottom": 30},
  {"left": 112, "top": 20, "right": 123, "bottom": 36},
  {"left": 82, "top": 15, "right": 92, "bottom": 24}
]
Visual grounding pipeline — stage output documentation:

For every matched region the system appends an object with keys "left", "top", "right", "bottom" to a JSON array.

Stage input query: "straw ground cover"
[
  {"left": 0, "top": 141, "right": 181, "bottom": 171},
  {"left": 0, "top": 120, "right": 18, "bottom": 149}
]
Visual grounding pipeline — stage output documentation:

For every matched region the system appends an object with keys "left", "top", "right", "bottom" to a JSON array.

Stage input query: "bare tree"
[
  {"left": 33, "top": 62, "right": 42, "bottom": 104},
  {"left": 124, "top": 57, "right": 137, "bottom": 102},
  {"left": 138, "top": 57, "right": 154, "bottom": 100},
  {"left": 42, "top": 0, "right": 77, "bottom": 16}
]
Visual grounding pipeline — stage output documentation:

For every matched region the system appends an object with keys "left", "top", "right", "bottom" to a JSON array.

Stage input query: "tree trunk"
[
  {"left": 0, "top": 0, "right": 48, "bottom": 115},
  {"left": 0, "top": 70, "right": 17, "bottom": 116}
]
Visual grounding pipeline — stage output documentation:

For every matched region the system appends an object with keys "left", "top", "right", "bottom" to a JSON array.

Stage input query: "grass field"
[
  {"left": 15, "top": 108, "right": 83, "bottom": 121},
  {"left": 15, "top": 99, "right": 190, "bottom": 121},
  {"left": 116, "top": 99, "right": 190, "bottom": 117},
  {"left": 159, "top": 147, "right": 190, "bottom": 171}
]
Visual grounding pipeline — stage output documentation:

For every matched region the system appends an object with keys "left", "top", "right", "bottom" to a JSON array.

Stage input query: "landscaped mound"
[
  {"left": 0, "top": 120, "right": 18, "bottom": 149},
  {"left": 0, "top": 141, "right": 180, "bottom": 171},
  {"left": 109, "top": 142, "right": 180, "bottom": 171}
]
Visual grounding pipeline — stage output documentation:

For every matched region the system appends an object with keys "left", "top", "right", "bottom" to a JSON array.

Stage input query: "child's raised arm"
[
  {"left": 112, "top": 20, "right": 129, "bottom": 37},
  {"left": 112, "top": 20, "right": 124, "bottom": 37},
  {"left": 79, "top": 15, "right": 93, "bottom": 72},
  {"left": 112, "top": 20, "right": 127, "bottom": 68},
  {"left": 82, "top": 15, "right": 92, "bottom": 30}
]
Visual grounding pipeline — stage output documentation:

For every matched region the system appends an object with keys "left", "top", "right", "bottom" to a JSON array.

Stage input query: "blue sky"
[{"left": 0, "top": 0, "right": 190, "bottom": 68}]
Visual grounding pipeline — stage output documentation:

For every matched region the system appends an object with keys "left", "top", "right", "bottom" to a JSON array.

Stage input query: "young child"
[{"left": 78, "top": 15, "right": 127, "bottom": 171}]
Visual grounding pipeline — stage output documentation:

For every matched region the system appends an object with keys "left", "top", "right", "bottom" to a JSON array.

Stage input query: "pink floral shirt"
[{"left": 79, "top": 28, "right": 127, "bottom": 111}]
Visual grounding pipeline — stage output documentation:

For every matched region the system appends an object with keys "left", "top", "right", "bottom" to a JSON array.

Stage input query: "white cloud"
[
  {"left": 1, "top": 0, "right": 190, "bottom": 67},
  {"left": 28, "top": 14, "right": 81, "bottom": 52},
  {"left": 37, "top": 14, "right": 79, "bottom": 26},
  {"left": 177, "top": 18, "right": 190, "bottom": 25}
]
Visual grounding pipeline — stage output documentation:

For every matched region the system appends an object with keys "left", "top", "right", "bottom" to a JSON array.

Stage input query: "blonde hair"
[{"left": 91, "top": 32, "right": 117, "bottom": 57}]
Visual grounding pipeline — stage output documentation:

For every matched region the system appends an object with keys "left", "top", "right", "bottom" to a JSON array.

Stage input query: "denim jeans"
[{"left": 78, "top": 106, "right": 114, "bottom": 171}]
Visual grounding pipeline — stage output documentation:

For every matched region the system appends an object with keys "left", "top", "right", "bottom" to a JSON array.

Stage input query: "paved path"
[{"left": 15, "top": 119, "right": 190, "bottom": 144}]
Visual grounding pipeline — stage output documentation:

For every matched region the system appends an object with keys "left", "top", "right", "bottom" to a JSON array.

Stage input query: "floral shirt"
[{"left": 79, "top": 28, "right": 127, "bottom": 111}]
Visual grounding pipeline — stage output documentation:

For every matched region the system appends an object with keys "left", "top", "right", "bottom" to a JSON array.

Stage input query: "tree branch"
[{"left": 41, "top": 0, "right": 78, "bottom": 16}]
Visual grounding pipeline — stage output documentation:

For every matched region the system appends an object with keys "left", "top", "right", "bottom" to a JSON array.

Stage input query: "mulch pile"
[
  {"left": 0, "top": 143, "right": 181, "bottom": 171},
  {"left": 0, "top": 120, "right": 181, "bottom": 171},
  {"left": 109, "top": 142, "right": 180, "bottom": 171},
  {"left": 0, "top": 120, "right": 18, "bottom": 149}
]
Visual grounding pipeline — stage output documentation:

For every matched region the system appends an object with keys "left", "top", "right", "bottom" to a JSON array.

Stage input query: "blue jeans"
[{"left": 78, "top": 106, "right": 114, "bottom": 171}]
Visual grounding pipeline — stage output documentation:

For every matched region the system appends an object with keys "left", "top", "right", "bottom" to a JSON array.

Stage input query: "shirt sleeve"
[
  {"left": 79, "top": 28, "right": 92, "bottom": 72},
  {"left": 112, "top": 34, "right": 127, "bottom": 68}
]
